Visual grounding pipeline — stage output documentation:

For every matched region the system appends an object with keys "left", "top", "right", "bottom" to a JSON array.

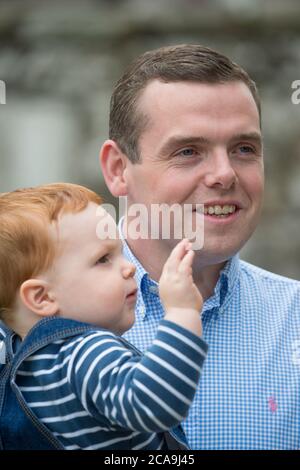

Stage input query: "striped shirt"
[
  {"left": 13, "top": 320, "right": 208, "bottom": 450},
  {"left": 121, "top": 226, "right": 300, "bottom": 449}
]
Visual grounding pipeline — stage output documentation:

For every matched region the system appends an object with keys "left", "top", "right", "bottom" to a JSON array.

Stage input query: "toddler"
[{"left": 0, "top": 183, "right": 207, "bottom": 450}]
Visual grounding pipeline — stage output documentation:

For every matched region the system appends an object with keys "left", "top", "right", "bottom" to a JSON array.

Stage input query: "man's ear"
[
  {"left": 99, "top": 140, "right": 129, "bottom": 197},
  {"left": 19, "top": 279, "right": 59, "bottom": 318}
]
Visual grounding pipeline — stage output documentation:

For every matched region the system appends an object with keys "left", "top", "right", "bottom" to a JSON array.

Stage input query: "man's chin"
[{"left": 193, "top": 245, "right": 240, "bottom": 269}]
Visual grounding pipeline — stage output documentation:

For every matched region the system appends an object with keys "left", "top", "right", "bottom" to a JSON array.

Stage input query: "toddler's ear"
[{"left": 20, "top": 279, "right": 58, "bottom": 317}]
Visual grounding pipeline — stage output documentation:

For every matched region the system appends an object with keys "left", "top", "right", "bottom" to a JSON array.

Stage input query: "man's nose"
[
  {"left": 122, "top": 261, "right": 136, "bottom": 279},
  {"left": 203, "top": 149, "right": 237, "bottom": 190}
]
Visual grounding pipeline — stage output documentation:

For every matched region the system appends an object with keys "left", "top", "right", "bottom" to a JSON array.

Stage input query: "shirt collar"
[
  {"left": 119, "top": 216, "right": 240, "bottom": 318},
  {"left": 202, "top": 253, "right": 240, "bottom": 317},
  {"left": 119, "top": 217, "right": 149, "bottom": 313}
]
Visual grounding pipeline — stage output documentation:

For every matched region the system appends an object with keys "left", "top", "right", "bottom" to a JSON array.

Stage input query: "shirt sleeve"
[{"left": 66, "top": 319, "right": 208, "bottom": 432}]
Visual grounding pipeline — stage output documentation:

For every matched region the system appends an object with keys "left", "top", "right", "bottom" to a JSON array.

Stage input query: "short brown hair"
[
  {"left": 0, "top": 183, "right": 101, "bottom": 320},
  {"left": 109, "top": 44, "right": 261, "bottom": 163}
]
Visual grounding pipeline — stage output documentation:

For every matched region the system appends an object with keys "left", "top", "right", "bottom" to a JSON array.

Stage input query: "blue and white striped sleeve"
[{"left": 66, "top": 319, "right": 208, "bottom": 432}]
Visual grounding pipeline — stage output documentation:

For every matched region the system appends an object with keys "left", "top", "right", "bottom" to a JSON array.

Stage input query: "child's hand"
[{"left": 159, "top": 240, "right": 203, "bottom": 336}]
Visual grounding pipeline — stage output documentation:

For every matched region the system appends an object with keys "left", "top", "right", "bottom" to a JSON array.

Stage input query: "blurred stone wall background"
[{"left": 0, "top": 0, "right": 299, "bottom": 279}]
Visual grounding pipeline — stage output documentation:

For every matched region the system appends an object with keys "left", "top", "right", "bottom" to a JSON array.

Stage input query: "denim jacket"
[{"left": 0, "top": 318, "right": 189, "bottom": 450}]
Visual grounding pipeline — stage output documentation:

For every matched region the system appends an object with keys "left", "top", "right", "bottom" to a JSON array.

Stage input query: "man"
[{"left": 99, "top": 44, "right": 300, "bottom": 449}]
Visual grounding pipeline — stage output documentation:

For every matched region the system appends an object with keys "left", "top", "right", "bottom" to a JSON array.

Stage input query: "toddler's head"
[{"left": 0, "top": 183, "right": 137, "bottom": 338}]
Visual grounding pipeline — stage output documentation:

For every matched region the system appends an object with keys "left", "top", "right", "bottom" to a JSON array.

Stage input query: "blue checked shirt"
[{"left": 121, "top": 222, "right": 300, "bottom": 449}]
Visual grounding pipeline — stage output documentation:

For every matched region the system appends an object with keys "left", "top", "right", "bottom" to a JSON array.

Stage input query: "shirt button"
[{"left": 149, "top": 285, "right": 159, "bottom": 295}]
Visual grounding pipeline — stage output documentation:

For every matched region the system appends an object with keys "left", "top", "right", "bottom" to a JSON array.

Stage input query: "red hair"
[{"left": 0, "top": 183, "right": 102, "bottom": 320}]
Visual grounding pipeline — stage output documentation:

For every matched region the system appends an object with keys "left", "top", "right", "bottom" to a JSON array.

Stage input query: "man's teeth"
[{"left": 204, "top": 205, "right": 237, "bottom": 215}]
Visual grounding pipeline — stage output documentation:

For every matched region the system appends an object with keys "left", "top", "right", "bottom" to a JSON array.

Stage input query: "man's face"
[{"left": 124, "top": 80, "right": 264, "bottom": 267}]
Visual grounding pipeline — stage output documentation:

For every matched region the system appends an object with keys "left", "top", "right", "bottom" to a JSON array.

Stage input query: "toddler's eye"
[{"left": 96, "top": 254, "right": 109, "bottom": 264}]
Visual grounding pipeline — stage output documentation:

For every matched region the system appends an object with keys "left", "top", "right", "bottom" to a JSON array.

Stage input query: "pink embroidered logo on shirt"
[{"left": 268, "top": 396, "right": 278, "bottom": 413}]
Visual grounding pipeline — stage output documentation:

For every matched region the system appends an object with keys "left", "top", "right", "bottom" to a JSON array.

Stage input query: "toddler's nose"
[{"left": 122, "top": 261, "right": 136, "bottom": 278}]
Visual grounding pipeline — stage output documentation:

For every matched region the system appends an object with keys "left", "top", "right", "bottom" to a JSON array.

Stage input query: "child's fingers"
[
  {"left": 178, "top": 248, "right": 194, "bottom": 273},
  {"left": 164, "top": 239, "right": 191, "bottom": 270}
]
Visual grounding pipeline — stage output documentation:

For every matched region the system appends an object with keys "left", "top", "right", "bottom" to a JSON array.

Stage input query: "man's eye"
[
  {"left": 96, "top": 254, "right": 109, "bottom": 264},
  {"left": 238, "top": 145, "right": 255, "bottom": 154},
  {"left": 178, "top": 148, "right": 196, "bottom": 157}
]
